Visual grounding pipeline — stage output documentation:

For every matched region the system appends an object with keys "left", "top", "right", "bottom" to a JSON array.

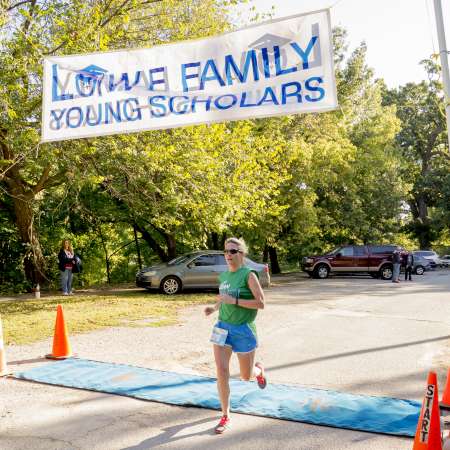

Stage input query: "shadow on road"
[
  {"left": 265, "top": 334, "right": 450, "bottom": 373},
  {"left": 121, "top": 416, "right": 218, "bottom": 449}
]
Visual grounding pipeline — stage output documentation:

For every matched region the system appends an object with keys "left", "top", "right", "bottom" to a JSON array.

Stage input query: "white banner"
[{"left": 41, "top": 9, "right": 338, "bottom": 142}]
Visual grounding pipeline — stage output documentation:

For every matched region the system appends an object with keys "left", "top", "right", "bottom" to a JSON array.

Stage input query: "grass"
[{"left": 0, "top": 290, "right": 216, "bottom": 345}]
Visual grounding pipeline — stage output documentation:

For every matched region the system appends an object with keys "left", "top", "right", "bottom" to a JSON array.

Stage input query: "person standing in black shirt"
[
  {"left": 405, "top": 252, "right": 414, "bottom": 281},
  {"left": 392, "top": 249, "right": 401, "bottom": 283}
]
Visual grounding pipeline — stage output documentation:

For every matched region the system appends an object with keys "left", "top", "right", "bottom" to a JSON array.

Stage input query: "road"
[{"left": 1, "top": 270, "right": 449, "bottom": 449}]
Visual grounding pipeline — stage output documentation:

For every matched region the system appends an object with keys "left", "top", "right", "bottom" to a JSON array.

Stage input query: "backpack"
[{"left": 72, "top": 255, "right": 82, "bottom": 273}]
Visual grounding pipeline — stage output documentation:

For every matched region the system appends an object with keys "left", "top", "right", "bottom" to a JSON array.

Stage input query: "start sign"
[{"left": 413, "top": 371, "right": 442, "bottom": 450}]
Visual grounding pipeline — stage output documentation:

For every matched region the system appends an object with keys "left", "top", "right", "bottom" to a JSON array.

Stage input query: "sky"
[{"left": 242, "top": 0, "right": 450, "bottom": 88}]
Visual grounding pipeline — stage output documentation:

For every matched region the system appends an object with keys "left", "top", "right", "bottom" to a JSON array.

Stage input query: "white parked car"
[
  {"left": 413, "top": 250, "right": 440, "bottom": 268},
  {"left": 439, "top": 255, "right": 450, "bottom": 268}
]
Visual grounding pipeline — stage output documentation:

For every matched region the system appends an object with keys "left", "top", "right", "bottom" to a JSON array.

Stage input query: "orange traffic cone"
[
  {"left": 413, "top": 371, "right": 442, "bottom": 450},
  {"left": 46, "top": 305, "right": 72, "bottom": 359},
  {"left": 441, "top": 368, "right": 450, "bottom": 409},
  {"left": 0, "top": 314, "right": 11, "bottom": 376}
]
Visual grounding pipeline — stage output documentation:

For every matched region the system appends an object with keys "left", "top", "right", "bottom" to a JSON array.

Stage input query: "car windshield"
[
  {"left": 325, "top": 247, "right": 342, "bottom": 256},
  {"left": 167, "top": 254, "right": 195, "bottom": 266}
]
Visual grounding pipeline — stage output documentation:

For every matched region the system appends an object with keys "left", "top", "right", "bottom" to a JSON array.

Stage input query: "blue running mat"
[{"left": 15, "top": 358, "right": 420, "bottom": 436}]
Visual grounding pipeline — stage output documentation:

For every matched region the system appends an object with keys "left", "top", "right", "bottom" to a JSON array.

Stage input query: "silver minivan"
[{"left": 136, "top": 250, "right": 270, "bottom": 294}]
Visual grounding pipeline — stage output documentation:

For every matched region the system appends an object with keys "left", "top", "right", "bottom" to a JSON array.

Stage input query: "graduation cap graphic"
[
  {"left": 76, "top": 64, "right": 108, "bottom": 79},
  {"left": 75, "top": 65, "right": 108, "bottom": 95},
  {"left": 249, "top": 33, "right": 291, "bottom": 52}
]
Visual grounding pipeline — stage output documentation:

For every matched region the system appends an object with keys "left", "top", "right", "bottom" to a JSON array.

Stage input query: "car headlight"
[
  {"left": 305, "top": 258, "right": 313, "bottom": 263},
  {"left": 143, "top": 271, "right": 157, "bottom": 276}
]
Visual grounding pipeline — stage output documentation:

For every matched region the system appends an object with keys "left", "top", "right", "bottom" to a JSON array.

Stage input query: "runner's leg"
[
  {"left": 237, "top": 351, "right": 267, "bottom": 388},
  {"left": 237, "top": 350, "right": 256, "bottom": 381},
  {"left": 213, "top": 344, "right": 233, "bottom": 416}
]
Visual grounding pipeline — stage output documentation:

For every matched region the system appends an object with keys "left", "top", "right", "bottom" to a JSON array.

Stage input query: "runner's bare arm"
[{"left": 204, "top": 300, "right": 222, "bottom": 316}]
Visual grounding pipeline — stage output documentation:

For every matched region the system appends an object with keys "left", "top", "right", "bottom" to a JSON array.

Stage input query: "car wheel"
[
  {"left": 415, "top": 265, "right": 425, "bottom": 275},
  {"left": 314, "top": 264, "right": 329, "bottom": 279},
  {"left": 380, "top": 265, "right": 393, "bottom": 280},
  {"left": 161, "top": 276, "right": 182, "bottom": 295}
]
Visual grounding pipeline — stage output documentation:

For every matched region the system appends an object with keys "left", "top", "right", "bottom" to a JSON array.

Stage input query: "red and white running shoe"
[
  {"left": 255, "top": 362, "right": 267, "bottom": 389},
  {"left": 215, "top": 415, "right": 231, "bottom": 434}
]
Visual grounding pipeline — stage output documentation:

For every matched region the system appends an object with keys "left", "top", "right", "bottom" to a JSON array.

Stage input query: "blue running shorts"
[{"left": 214, "top": 320, "right": 258, "bottom": 353}]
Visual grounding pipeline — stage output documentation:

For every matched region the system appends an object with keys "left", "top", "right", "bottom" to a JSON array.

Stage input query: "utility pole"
[{"left": 433, "top": 0, "right": 450, "bottom": 152}]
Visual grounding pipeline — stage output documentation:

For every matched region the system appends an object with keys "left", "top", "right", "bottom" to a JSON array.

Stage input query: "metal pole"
[{"left": 433, "top": 0, "right": 450, "bottom": 151}]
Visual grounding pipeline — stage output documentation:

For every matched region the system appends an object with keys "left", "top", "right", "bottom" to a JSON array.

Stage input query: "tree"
[
  {"left": 78, "top": 120, "right": 291, "bottom": 262},
  {"left": 0, "top": 0, "right": 244, "bottom": 284},
  {"left": 383, "top": 59, "right": 450, "bottom": 249},
  {"left": 240, "top": 34, "right": 404, "bottom": 269}
]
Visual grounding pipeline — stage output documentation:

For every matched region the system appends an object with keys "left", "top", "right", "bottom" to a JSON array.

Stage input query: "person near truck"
[
  {"left": 404, "top": 251, "right": 414, "bottom": 281},
  {"left": 392, "top": 249, "right": 401, "bottom": 283}
]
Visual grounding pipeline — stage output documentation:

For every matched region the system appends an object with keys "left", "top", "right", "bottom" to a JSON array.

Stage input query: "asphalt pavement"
[{"left": 1, "top": 269, "right": 450, "bottom": 449}]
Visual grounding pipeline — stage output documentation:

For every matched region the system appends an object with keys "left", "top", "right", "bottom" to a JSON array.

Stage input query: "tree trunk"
[
  {"left": 133, "top": 225, "right": 142, "bottom": 270},
  {"left": 416, "top": 223, "right": 433, "bottom": 249},
  {"left": 209, "top": 232, "right": 220, "bottom": 250},
  {"left": 417, "top": 195, "right": 432, "bottom": 249},
  {"left": 262, "top": 245, "right": 269, "bottom": 263},
  {"left": 417, "top": 195, "right": 428, "bottom": 222},
  {"left": 1, "top": 128, "right": 65, "bottom": 287},
  {"left": 97, "top": 226, "right": 111, "bottom": 284},
  {"left": 410, "top": 195, "right": 433, "bottom": 249},
  {"left": 268, "top": 246, "right": 281, "bottom": 274},
  {"left": 135, "top": 225, "right": 169, "bottom": 261},
  {"left": 11, "top": 191, "right": 46, "bottom": 285},
  {"left": 164, "top": 233, "right": 177, "bottom": 259}
]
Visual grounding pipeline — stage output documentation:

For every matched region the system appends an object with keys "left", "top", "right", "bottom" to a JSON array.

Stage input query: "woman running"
[{"left": 204, "top": 237, "right": 267, "bottom": 434}]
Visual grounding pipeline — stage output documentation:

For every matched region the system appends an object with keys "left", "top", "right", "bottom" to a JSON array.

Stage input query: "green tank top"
[{"left": 218, "top": 266, "right": 258, "bottom": 327}]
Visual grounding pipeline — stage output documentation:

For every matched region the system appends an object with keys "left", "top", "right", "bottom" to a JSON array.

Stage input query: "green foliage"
[
  {"left": 1, "top": 8, "right": 442, "bottom": 293},
  {"left": 0, "top": 229, "right": 29, "bottom": 294},
  {"left": 237, "top": 37, "right": 405, "bottom": 264},
  {"left": 0, "top": 194, "right": 29, "bottom": 292},
  {"left": 383, "top": 59, "right": 450, "bottom": 249},
  {"left": 0, "top": 0, "right": 250, "bottom": 287}
]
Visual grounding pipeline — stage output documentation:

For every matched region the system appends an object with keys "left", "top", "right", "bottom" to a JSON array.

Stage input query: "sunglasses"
[{"left": 224, "top": 249, "right": 242, "bottom": 255}]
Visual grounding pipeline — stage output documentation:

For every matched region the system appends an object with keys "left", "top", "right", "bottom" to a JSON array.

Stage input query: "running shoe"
[
  {"left": 255, "top": 362, "right": 267, "bottom": 389},
  {"left": 215, "top": 415, "right": 230, "bottom": 434}
]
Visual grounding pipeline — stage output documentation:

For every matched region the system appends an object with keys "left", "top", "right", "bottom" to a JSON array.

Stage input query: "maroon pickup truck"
[{"left": 301, "top": 244, "right": 405, "bottom": 280}]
